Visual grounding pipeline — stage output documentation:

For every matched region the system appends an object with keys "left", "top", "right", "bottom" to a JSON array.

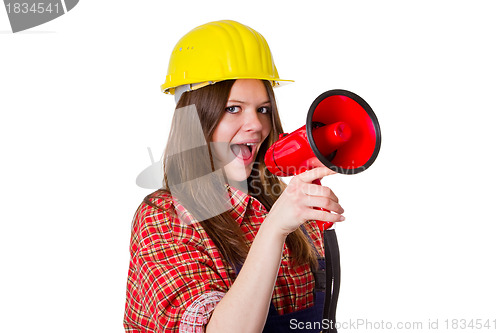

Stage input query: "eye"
[
  {"left": 225, "top": 105, "right": 241, "bottom": 114},
  {"left": 258, "top": 106, "right": 271, "bottom": 114}
]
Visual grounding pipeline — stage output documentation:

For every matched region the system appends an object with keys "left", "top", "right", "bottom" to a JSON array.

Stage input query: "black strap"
[
  {"left": 312, "top": 258, "right": 326, "bottom": 293},
  {"left": 323, "top": 228, "right": 341, "bottom": 333}
]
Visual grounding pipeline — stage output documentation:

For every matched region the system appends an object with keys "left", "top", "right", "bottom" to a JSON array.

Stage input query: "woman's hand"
[{"left": 265, "top": 166, "right": 344, "bottom": 236}]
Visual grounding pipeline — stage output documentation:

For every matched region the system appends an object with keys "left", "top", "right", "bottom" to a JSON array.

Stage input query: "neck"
[{"left": 227, "top": 178, "right": 248, "bottom": 193}]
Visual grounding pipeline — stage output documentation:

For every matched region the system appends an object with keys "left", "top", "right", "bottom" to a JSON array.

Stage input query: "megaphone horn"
[
  {"left": 265, "top": 89, "right": 381, "bottom": 176},
  {"left": 307, "top": 89, "right": 381, "bottom": 174}
]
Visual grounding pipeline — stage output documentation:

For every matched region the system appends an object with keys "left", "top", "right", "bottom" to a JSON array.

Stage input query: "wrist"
[{"left": 260, "top": 215, "right": 289, "bottom": 243}]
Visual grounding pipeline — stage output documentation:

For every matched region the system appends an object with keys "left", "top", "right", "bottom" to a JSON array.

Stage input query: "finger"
[
  {"left": 305, "top": 209, "right": 345, "bottom": 223},
  {"left": 302, "top": 183, "right": 339, "bottom": 203},
  {"left": 306, "top": 196, "right": 344, "bottom": 214},
  {"left": 298, "top": 166, "right": 336, "bottom": 183}
]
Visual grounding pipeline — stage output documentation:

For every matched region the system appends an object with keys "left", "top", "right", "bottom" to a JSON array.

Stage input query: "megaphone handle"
[{"left": 312, "top": 179, "right": 334, "bottom": 231}]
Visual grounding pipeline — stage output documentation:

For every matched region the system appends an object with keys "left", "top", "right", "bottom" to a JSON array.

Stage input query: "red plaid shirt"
[{"left": 124, "top": 185, "right": 324, "bottom": 332}]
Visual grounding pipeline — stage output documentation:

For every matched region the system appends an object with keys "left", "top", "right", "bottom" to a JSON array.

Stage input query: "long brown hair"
[{"left": 145, "top": 80, "right": 317, "bottom": 269}]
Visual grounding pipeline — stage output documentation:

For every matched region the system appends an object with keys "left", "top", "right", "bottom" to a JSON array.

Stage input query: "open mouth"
[{"left": 230, "top": 142, "right": 257, "bottom": 161}]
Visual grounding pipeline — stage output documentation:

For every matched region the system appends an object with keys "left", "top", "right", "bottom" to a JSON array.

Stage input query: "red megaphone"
[{"left": 265, "top": 89, "right": 381, "bottom": 230}]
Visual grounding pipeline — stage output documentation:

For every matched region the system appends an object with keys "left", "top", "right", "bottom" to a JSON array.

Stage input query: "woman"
[{"left": 124, "top": 20, "right": 344, "bottom": 333}]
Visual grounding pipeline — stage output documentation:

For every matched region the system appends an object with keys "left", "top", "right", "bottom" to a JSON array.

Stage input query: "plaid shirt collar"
[
  {"left": 171, "top": 184, "right": 253, "bottom": 226},
  {"left": 226, "top": 184, "right": 252, "bottom": 225}
]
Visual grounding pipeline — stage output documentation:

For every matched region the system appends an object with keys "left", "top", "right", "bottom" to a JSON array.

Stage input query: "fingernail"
[{"left": 339, "top": 215, "right": 345, "bottom": 221}]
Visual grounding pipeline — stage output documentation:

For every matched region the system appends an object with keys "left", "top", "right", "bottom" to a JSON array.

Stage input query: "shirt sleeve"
[
  {"left": 179, "top": 291, "right": 225, "bottom": 333},
  {"left": 124, "top": 200, "right": 229, "bottom": 332}
]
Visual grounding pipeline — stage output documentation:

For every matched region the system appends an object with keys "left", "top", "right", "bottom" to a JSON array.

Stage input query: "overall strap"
[{"left": 262, "top": 257, "right": 326, "bottom": 333}]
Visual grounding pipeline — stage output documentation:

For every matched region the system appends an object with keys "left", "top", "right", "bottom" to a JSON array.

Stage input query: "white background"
[{"left": 1, "top": 0, "right": 499, "bottom": 332}]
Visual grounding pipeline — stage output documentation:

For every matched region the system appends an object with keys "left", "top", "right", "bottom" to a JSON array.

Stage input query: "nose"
[{"left": 241, "top": 109, "right": 264, "bottom": 132}]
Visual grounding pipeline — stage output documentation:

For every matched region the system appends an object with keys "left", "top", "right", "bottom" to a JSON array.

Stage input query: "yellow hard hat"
[{"left": 161, "top": 20, "right": 293, "bottom": 95}]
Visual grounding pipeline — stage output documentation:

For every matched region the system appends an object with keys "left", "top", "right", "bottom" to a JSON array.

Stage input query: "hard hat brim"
[{"left": 161, "top": 78, "right": 294, "bottom": 95}]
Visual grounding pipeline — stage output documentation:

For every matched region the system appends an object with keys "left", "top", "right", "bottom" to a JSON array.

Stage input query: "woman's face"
[{"left": 211, "top": 79, "right": 272, "bottom": 182}]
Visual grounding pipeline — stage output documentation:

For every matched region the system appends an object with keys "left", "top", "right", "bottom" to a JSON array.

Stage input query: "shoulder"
[
  {"left": 130, "top": 189, "right": 207, "bottom": 253},
  {"left": 133, "top": 190, "right": 174, "bottom": 232}
]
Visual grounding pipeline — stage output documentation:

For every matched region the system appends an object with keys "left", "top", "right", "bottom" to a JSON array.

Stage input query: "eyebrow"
[{"left": 227, "top": 99, "right": 271, "bottom": 104}]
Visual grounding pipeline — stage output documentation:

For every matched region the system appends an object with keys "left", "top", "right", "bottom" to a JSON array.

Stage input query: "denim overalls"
[{"left": 261, "top": 258, "right": 326, "bottom": 333}]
